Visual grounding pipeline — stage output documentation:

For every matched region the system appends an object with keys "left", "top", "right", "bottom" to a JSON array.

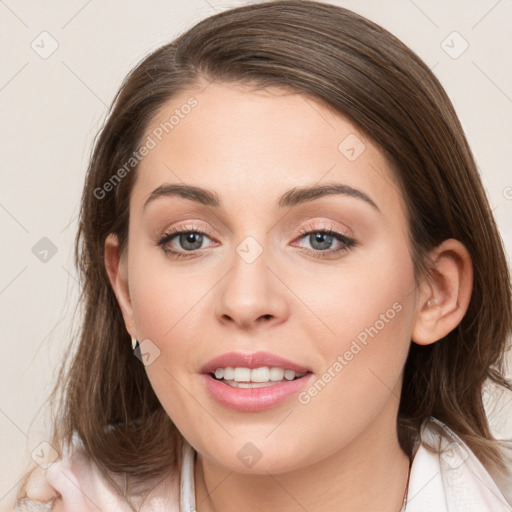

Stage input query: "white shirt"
[{"left": 11, "top": 416, "right": 512, "bottom": 511}]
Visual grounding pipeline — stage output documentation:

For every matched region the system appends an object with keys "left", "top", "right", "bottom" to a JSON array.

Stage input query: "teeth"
[
  {"left": 251, "top": 367, "right": 270, "bottom": 382},
  {"left": 269, "top": 368, "right": 284, "bottom": 381},
  {"left": 284, "top": 370, "right": 296, "bottom": 381},
  {"left": 212, "top": 366, "right": 307, "bottom": 383},
  {"left": 233, "top": 367, "right": 251, "bottom": 382}
]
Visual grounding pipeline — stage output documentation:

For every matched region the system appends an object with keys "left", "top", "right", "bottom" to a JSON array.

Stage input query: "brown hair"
[{"left": 16, "top": 0, "right": 512, "bottom": 506}]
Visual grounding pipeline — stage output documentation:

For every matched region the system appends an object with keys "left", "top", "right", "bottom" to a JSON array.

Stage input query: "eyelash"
[{"left": 156, "top": 222, "right": 357, "bottom": 260}]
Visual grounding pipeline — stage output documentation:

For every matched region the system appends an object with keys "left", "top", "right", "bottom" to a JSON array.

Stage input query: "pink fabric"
[{"left": 14, "top": 437, "right": 180, "bottom": 512}]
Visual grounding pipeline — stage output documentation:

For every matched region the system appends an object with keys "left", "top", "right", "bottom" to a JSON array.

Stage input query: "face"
[{"left": 115, "top": 81, "right": 421, "bottom": 474}]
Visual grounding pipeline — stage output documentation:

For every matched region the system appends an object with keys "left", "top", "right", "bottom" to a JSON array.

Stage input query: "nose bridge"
[{"left": 215, "top": 228, "right": 288, "bottom": 328}]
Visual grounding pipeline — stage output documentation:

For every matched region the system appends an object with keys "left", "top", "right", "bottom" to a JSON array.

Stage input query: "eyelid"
[
  {"left": 156, "top": 219, "right": 353, "bottom": 243},
  {"left": 295, "top": 219, "right": 354, "bottom": 238},
  {"left": 156, "top": 222, "right": 215, "bottom": 245}
]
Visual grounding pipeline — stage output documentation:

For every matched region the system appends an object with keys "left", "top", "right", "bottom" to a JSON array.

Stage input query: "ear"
[
  {"left": 412, "top": 238, "right": 473, "bottom": 346},
  {"left": 104, "top": 233, "right": 138, "bottom": 339}
]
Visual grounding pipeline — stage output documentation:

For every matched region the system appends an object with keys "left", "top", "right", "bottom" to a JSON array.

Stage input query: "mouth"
[{"left": 201, "top": 353, "right": 314, "bottom": 412}]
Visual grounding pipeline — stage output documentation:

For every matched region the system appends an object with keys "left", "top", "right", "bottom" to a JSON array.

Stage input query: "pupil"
[
  {"left": 181, "top": 232, "right": 202, "bottom": 250},
  {"left": 312, "top": 232, "right": 332, "bottom": 250}
]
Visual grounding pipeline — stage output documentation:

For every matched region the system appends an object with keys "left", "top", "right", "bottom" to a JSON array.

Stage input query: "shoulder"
[
  {"left": 12, "top": 433, "right": 181, "bottom": 512},
  {"left": 406, "top": 416, "right": 512, "bottom": 512}
]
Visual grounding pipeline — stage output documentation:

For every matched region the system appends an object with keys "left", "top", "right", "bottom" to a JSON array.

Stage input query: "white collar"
[
  {"left": 179, "top": 417, "right": 512, "bottom": 512},
  {"left": 406, "top": 417, "right": 512, "bottom": 511}
]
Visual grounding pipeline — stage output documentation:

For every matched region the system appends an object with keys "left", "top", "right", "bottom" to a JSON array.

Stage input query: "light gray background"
[{"left": 1, "top": 0, "right": 511, "bottom": 508}]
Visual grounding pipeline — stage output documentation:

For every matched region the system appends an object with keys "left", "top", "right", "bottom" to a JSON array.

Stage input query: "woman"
[{"left": 12, "top": 1, "right": 512, "bottom": 510}]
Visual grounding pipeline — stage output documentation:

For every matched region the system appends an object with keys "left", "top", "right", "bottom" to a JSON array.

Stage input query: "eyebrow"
[{"left": 143, "top": 182, "right": 380, "bottom": 212}]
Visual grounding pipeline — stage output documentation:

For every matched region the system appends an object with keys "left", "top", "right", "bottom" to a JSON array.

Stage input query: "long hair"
[{"left": 16, "top": 0, "right": 512, "bottom": 505}]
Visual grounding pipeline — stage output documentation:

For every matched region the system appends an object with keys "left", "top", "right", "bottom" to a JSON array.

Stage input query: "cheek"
[
  {"left": 299, "top": 241, "right": 415, "bottom": 409},
  {"left": 297, "top": 236, "right": 416, "bottom": 355},
  {"left": 127, "top": 256, "right": 206, "bottom": 426},
  {"left": 128, "top": 243, "right": 208, "bottom": 343},
  {"left": 126, "top": 247, "right": 217, "bottom": 408},
  {"left": 340, "top": 264, "right": 414, "bottom": 388}
]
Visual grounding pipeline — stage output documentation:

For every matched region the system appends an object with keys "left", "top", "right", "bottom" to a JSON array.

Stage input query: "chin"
[{"left": 198, "top": 436, "right": 315, "bottom": 475}]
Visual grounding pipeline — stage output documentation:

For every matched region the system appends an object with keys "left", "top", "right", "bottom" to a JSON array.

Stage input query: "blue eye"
[
  {"left": 157, "top": 225, "right": 212, "bottom": 259},
  {"left": 295, "top": 223, "right": 357, "bottom": 259},
  {"left": 157, "top": 222, "right": 357, "bottom": 260}
]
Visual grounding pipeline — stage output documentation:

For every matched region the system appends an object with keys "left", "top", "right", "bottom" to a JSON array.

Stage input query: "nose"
[{"left": 214, "top": 243, "right": 289, "bottom": 331}]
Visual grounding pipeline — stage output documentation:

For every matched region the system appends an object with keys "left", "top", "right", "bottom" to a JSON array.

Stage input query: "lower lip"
[{"left": 202, "top": 373, "right": 313, "bottom": 412}]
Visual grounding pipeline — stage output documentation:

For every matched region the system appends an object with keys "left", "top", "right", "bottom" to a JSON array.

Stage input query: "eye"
[
  {"left": 157, "top": 223, "right": 215, "bottom": 259},
  {"left": 294, "top": 222, "right": 357, "bottom": 259},
  {"left": 157, "top": 221, "right": 357, "bottom": 260}
]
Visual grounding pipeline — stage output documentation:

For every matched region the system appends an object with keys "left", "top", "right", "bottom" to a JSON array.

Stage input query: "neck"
[{"left": 194, "top": 405, "right": 411, "bottom": 512}]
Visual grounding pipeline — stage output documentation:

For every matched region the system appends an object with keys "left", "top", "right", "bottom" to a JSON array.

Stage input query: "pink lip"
[
  {"left": 200, "top": 351, "right": 313, "bottom": 412},
  {"left": 202, "top": 373, "right": 313, "bottom": 412},
  {"left": 200, "top": 351, "right": 311, "bottom": 374}
]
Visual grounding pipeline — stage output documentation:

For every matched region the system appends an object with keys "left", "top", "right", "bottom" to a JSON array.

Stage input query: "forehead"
[{"left": 132, "top": 82, "right": 406, "bottom": 219}]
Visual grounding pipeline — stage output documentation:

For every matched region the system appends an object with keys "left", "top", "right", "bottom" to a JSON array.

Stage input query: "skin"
[{"left": 105, "top": 81, "right": 473, "bottom": 512}]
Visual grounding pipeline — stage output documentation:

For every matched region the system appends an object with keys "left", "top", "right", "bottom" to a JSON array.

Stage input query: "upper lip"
[{"left": 201, "top": 351, "right": 312, "bottom": 374}]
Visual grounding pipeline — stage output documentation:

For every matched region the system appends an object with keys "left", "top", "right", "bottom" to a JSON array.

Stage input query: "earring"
[{"left": 131, "top": 337, "right": 139, "bottom": 350}]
